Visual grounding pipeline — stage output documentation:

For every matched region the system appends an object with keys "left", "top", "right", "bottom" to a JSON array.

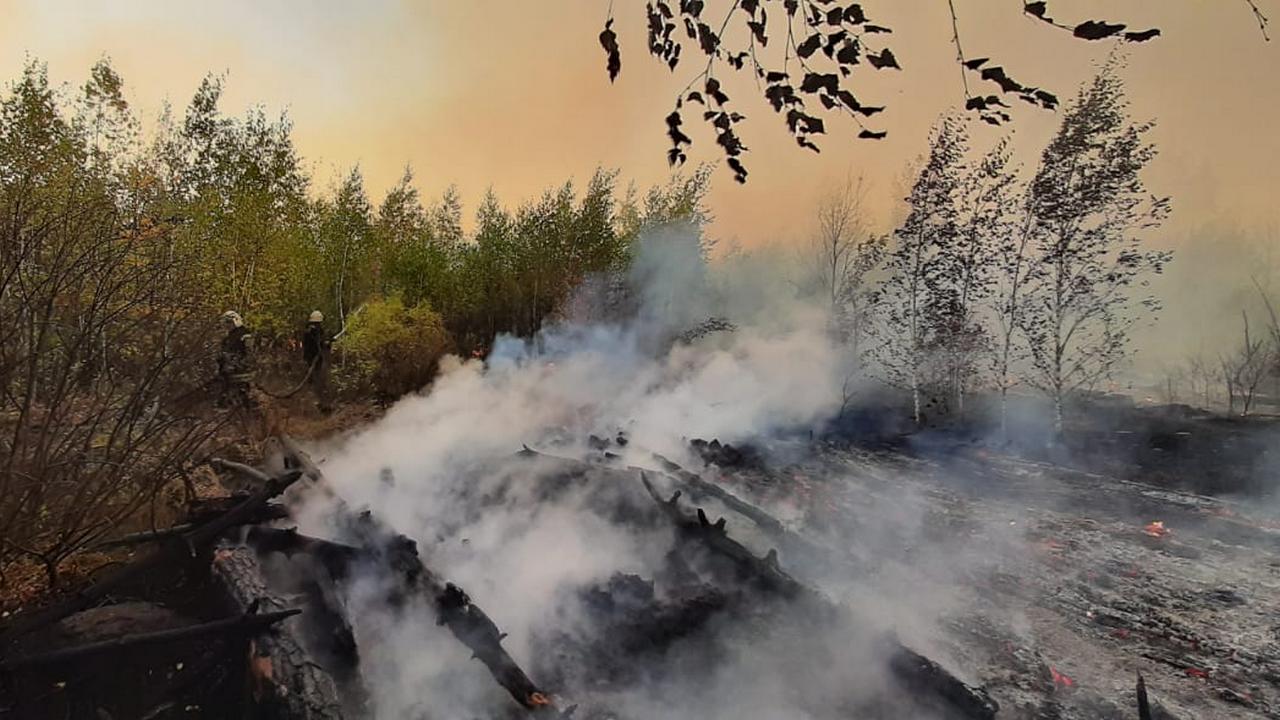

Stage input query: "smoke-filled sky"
[{"left": 3, "top": 1, "right": 1277, "bottom": 366}]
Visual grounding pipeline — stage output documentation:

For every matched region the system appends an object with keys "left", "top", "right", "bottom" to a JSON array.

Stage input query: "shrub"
[{"left": 335, "top": 295, "right": 452, "bottom": 400}]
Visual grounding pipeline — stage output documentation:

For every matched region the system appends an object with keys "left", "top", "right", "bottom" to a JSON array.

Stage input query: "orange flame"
[
  {"left": 528, "top": 692, "right": 552, "bottom": 707},
  {"left": 1143, "top": 521, "right": 1169, "bottom": 538}
]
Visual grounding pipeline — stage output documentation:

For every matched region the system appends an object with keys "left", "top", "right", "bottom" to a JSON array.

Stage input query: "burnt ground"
[{"left": 703, "top": 442, "right": 1280, "bottom": 719}]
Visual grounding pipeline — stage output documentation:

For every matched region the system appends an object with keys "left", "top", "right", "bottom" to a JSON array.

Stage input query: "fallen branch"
[
  {"left": 93, "top": 505, "right": 290, "bottom": 550},
  {"left": 0, "top": 609, "right": 299, "bottom": 672},
  {"left": 0, "top": 468, "right": 303, "bottom": 650}
]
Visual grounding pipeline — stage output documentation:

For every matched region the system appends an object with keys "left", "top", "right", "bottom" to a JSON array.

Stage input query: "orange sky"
[
  {"left": 1, "top": 1, "right": 1275, "bottom": 248},
  {"left": 1, "top": 1, "right": 1278, "bottom": 370}
]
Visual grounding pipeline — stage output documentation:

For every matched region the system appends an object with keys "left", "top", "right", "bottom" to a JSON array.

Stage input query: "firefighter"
[
  {"left": 217, "top": 310, "right": 255, "bottom": 409},
  {"left": 302, "top": 310, "right": 334, "bottom": 413}
]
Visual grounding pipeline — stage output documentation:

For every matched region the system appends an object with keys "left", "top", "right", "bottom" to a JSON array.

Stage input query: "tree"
[
  {"left": 598, "top": 1, "right": 1191, "bottom": 181},
  {"left": 877, "top": 116, "right": 967, "bottom": 425},
  {"left": 1019, "top": 63, "right": 1171, "bottom": 434},
  {"left": 1219, "top": 310, "right": 1274, "bottom": 416},
  {"left": 0, "top": 61, "right": 216, "bottom": 589},
  {"left": 804, "top": 173, "right": 884, "bottom": 358}
]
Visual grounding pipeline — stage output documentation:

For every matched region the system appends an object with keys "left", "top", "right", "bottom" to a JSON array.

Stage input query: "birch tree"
[
  {"left": 878, "top": 116, "right": 967, "bottom": 425},
  {"left": 1020, "top": 63, "right": 1171, "bottom": 434}
]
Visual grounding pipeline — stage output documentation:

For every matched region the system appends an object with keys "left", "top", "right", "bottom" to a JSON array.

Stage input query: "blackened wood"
[
  {"left": 276, "top": 438, "right": 564, "bottom": 715},
  {"left": 638, "top": 471, "right": 998, "bottom": 720},
  {"left": 211, "top": 545, "right": 345, "bottom": 720},
  {"left": 0, "top": 610, "right": 299, "bottom": 671},
  {"left": 0, "top": 468, "right": 303, "bottom": 650}
]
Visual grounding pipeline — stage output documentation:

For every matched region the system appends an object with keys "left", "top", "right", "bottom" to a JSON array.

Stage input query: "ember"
[
  {"left": 1143, "top": 520, "right": 1169, "bottom": 538},
  {"left": 1049, "top": 666, "right": 1075, "bottom": 689}
]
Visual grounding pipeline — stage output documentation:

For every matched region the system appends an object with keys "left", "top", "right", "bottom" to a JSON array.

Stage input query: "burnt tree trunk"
[{"left": 210, "top": 544, "right": 346, "bottom": 720}]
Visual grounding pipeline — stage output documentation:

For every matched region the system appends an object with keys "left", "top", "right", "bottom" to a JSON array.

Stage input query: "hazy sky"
[{"left": 2, "top": 1, "right": 1275, "bottom": 247}]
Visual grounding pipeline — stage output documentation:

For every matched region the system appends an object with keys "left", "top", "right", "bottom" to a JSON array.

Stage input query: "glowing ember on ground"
[
  {"left": 1049, "top": 666, "right": 1074, "bottom": 689},
  {"left": 1143, "top": 520, "right": 1169, "bottom": 538}
]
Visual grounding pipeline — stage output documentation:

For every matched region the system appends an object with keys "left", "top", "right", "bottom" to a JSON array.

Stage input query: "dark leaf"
[
  {"left": 979, "top": 66, "right": 1023, "bottom": 93},
  {"left": 1123, "top": 28, "right": 1161, "bottom": 42},
  {"left": 836, "top": 40, "right": 861, "bottom": 64},
  {"left": 727, "top": 51, "right": 748, "bottom": 69},
  {"left": 785, "top": 0, "right": 798, "bottom": 16},
  {"left": 705, "top": 77, "right": 730, "bottom": 104},
  {"left": 685, "top": 18, "right": 698, "bottom": 38},
  {"left": 765, "top": 71, "right": 789, "bottom": 82},
  {"left": 727, "top": 157, "right": 748, "bottom": 183},
  {"left": 656, "top": 1, "right": 673, "bottom": 18},
  {"left": 797, "top": 136, "right": 821, "bottom": 152},
  {"left": 981, "top": 115, "right": 1001, "bottom": 126},
  {"left": 687, "top": 91, "right": 705, "bottom": 104},
  {"left": 666, "top": 110, "right": 692, "bottom": 147},
  {"left": 843, "top": 3, "right": 867, "bottom": 24},
  {"left": 1033, "top": 88, "right": 1059, "bottom": 109},
  {"left": 797, "top": 34, "right": 823, "bottom": 58},
  {"left": 598, "top": 20, "right": 622, "bottom": 83},
  {"left": 668, "top": 148, "right": 687, "bottom": 166},
  {"left": 819, "top": 93, "right": 837, "bottom": 109},
  {"left": 963, "top": 57, "right": 988, "bottom": 69},
  {"left": 867, "top": 48, "right": 899, "bottom": 70},
  {"left": 697, "top": 22, "right": 720, "bottom": 54},
  {"left": 741, "top": 0, "right": 759, "bottom": 16},
  {"left": 826, "top": 7, "right": 844, "bottom": 25},
  {"left": 680, "top": 0, "right": 704, "bottom": 16},
  {"left": 1024, "top": 1, "right": 1049, "bottom": 20},
  {"left": 748, "top": 21, "right": 768, "bottom": 45},
  {"left": 799, "top": 72, "right": 840, "bottom": 95},
  {"left": 1073, "top": 20, "right": 1127, "bottom": 40},
  {"left": 864, "top": 24, "right": 892, "bottom": 33},
  {"left": 858, "top": 128, "right": 887, "bottom": 139}
]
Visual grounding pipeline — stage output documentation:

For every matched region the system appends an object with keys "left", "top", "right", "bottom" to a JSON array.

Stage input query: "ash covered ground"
[{"left": 710, "top": 439, "right": 1280, "bottom": 719}]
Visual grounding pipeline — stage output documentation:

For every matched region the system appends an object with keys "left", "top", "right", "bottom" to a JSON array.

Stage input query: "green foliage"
[{"left": 335, "top": 295, "right": 452, "bottom": 400}]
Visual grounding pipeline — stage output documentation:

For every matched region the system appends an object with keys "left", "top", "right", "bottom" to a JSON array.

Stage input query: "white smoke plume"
[{"left": 287, "top": 223, "right": 918, "bottom": 719}]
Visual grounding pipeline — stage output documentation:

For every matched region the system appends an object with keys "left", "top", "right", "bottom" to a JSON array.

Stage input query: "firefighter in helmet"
[
  {"left": 217, "top": 310, "right": 255, "bottom": 408},
  {"left": 302, "top": 310, "right": 334, "bottom": 413}
]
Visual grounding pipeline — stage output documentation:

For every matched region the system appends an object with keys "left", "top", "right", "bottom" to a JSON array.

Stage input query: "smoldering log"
[
  {"left": 640, "top": 472, "right": 804, "bottom": 597},
  {"left": 0, "top": 610, "right": 299, "bottom": 672},
  {"left": 275, "top": 438, "right": 568, "bottom": 716},
  {"left": 0, "top": 467, "right": 303, "bottom": 650},
  {"left": 640, "top": 451, "right": 857, "bottom": 575},
  {"left": 211, "top": 545, "right": 346, "bottom": 720},
  {"left": 637, "top": 471, "right": 998, "bottom": 720}
]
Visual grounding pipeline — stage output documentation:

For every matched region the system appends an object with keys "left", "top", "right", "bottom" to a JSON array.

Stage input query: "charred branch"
[
  {"left": 637, "top": 470, "right": 998, "bottom": 719},
  {"left": 0, "top": 609, "right": 299, "bottom": 672},
  {"left": 0, "top": 467, "right": 303, "bottom": 651}
]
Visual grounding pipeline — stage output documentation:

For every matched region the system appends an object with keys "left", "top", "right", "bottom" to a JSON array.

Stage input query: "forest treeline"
[{"left": 0, "top": 58, "right": 709, "bottom": 590}]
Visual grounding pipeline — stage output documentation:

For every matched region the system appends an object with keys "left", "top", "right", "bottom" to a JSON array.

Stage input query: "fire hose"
[{"left": 253, "top": 357, "right": 318, "bottom": 399}]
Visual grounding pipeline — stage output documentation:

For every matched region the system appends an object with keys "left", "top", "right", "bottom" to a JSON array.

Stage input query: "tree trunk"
[{"left": 210, "top": 545, "right": 346, "bottom": 720}]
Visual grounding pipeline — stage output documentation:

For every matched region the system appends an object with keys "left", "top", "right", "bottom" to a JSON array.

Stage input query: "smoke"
[{"left": 287, "top": 223, "right": 917, "bottom": 718}]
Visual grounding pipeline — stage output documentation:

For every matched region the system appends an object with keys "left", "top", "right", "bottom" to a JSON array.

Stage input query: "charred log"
[
  {"left": 210, "top": 545, "right": 346, "bottom": 720},
  {"left": 0, "top": 468, "right": 303, "bottom": 651},
  {"left": 276, "top": 438, "right": 571, "bottom": 716},
  {"left": 637, "top": 471, "right": 998, "bottom": 720},
  {"left": 0, "top": 609, "right": 298, "bottom": 672}
]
